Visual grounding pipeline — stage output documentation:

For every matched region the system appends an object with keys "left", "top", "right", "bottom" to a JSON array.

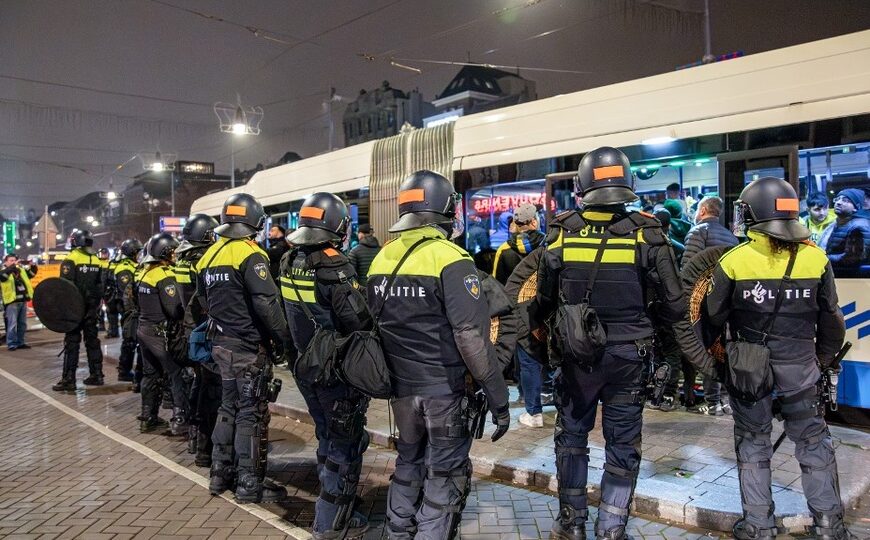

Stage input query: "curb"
[{"left": 270, "top": 399, "right": 867, "bottom": 533}]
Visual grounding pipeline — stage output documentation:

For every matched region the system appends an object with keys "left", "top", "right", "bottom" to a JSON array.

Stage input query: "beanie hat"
[
  {"left": 837, "top": 188, "right": 864, "bottom": 209},
  {"left": 663, "top": 199, "right": 683, "bottom": 219}
]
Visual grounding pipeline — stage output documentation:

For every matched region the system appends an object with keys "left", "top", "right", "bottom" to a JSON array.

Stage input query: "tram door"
[{"left": 717, "top": 146, "right": 799, "bottom": 234}]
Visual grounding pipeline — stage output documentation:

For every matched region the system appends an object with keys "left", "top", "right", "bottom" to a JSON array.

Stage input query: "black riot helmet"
[
  {"left": 286, "top": 193, "right": 350, "bottom": 246},
  {"left": 734, "top": 176, "right": 809, "bottom": 242},
  {"left": 67, "top": 229, "right": 95, "bottom": 253},
  {"left": 214, "top": 193, "right": 265, "bottom": 239},
  {"left": 575, "top": 146, "right": 638, "bottom": 206},
  {"left": 120, "top": 238, "right": 143, "bottom": 259},
  {"left": 177, "top": 213, "right": 219, "bottom": 254},
  {"left": 141, "top": 232, "right": 179, "bottom": 264},
  {"left": 97, "top": 247, "right": 110, "bottom": 260},
  {"left": 389, "top": 169, "right": 462, "bottom": 234}
]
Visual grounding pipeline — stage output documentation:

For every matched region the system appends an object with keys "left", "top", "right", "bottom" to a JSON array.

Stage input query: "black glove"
[{"left": 490, "top": 404, "right": 510, "bottom": 442}]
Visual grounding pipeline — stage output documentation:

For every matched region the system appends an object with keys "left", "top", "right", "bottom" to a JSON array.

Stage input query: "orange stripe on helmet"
[
  {"left": 592, "top": 165, "right": 625, "bottom": 181},
  {"left": 225, "top": 205, "right": 247, "bottom": 216},
  {"left": 300, "top": 206, "right": 325, "bottom": 219},
  {"left": 775, "top": 198, "right": 799, "bottom": 212},
  {"left": 323, "top": 248, "right": 339, "bottom": 257},
  {"left": 398, "top": 189, "right": 426, "bottom": 204}
]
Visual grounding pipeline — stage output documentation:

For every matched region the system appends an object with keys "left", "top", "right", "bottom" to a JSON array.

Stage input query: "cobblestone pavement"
[
  {"left": 269, "top": 355, "right": 870, "bottom": 533},
  {"left": 0, "top": 332, "right": 867, "bottom": 539}
]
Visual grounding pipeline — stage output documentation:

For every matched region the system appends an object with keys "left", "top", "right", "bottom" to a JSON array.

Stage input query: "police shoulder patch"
[
  {"left": 61, "top": 265, "right": 70, "bottom": 275},
  {"left": 464, "top": 274, "right": 481, "bottom": 300},
  {"left": 253, "top": 261, "right": 268, "bottom": 280},
  {"left": 120, "top": 275, "right": 130, "bottom": 284},
  {"left": 165, "top": 284, "right": 176, "bottom": 297}
]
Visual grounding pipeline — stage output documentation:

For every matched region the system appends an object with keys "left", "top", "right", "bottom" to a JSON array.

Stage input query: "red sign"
[{"left": 471, "top": 193, "right": 554, "bottom": 216}]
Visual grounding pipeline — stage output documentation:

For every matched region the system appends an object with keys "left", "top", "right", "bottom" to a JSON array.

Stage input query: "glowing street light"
[{"left": 85, "top": 215, "right": 95, "bottom": 223}]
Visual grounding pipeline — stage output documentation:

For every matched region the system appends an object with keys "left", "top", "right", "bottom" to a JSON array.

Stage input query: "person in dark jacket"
[
  {"left": 348, "top": 223, "right": 380, "bottom": 285},
  {"left": 198, "top": 193, "right": 293, "bottom": 503},
  {"left": 537, "top": 147, "right": 692, "bottom": 539},
  {"left": 53, "top": 229, "right": 106, "bottom": 391},
  {"left": 825, "top": 188, "right": 870, "bottom": 277},
  {"left": 705, "top": 177, "right": 852, "bottom": 540},
  {"left": 663, "top": 199, "right": 692, "bottom": 248},
  {"left": 682, "top": 196, "right": 738, "bottom": 267},
  {"left": 281, "top": 193, "right": 373, "bottom": 539},
  {"left": 263, "top": 225, "right": 290, "bottom": 282},
  {"left": 680, "top": 196, "right": 738, "bottom": 416},
  {"left": 478, "top": 270, "right": 518, "bottom": 373},
  {"left": 466, "top": 213, "right": 491, "bottom": 255},
  {"left": 369, "top": 170, "right": 509, "bottom": 540}
]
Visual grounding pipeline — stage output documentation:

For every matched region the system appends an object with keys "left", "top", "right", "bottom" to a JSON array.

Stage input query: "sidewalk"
[
  {"left": 267, "top": 365, "right": 870, "bottom": 533},
  {"left": 40, "top": 333, "right": 870, "bottom": 534}
]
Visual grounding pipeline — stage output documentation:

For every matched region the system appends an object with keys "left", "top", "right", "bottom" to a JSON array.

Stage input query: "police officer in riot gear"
[
  {"left": 198, "top": 193, "right": 291, "bottom": 503},
  {"left": 368, "top": 170, "right": 510, "bottom": 540},
  {"left": 53, "top": 229, "right": 106, "bottom": 391},
  {"left": 102, "top": 248, "right": 123, "bottom": 338},
  {"left": 177, "top": 213, "right": 222, "bottom": 467},
  {"left": 536, "top": 147, "right": 690, "bottom": 540},
  {"left": 705, "top": 177, "right": 853, "bottom": 540},
  {"left": 280, "top": 193, "right": 373, "bottom": 539},
  {"left": 136, "top": 233, "right": 185, "bottom": 432},
  {"left": 115, "top": 238, "right": 142, "bottom": 383}
]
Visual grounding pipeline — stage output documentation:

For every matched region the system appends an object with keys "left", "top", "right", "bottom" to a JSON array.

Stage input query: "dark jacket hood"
[{"left": 507, "top": 230, "right": 544, "bottom": 255}]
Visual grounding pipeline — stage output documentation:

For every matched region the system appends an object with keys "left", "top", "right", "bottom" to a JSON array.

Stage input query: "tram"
[{"left": 192, "top": 29, "right": 870, "bottom": 422}]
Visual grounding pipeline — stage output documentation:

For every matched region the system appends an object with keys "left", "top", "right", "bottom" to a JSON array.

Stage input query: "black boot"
[
  {"left": 809, "top": 513, "right": 856, "bottom": 540},
  {"left": 550, "top": 505, "right": 587, "bottom": 540},
  {"left": 118, "top": 371, "right": 134, "bottom": 382},
  {"left": 52, "top": 379, "right": 76, "bottom": 392},
  {"left": 170, "top": 408, "right": 188, "bottom": 436},
  {"left": 234, "top": 470, "right": 287, "bottom": 503},
  {"left": 83, "top": 374, "right": 104, "bottom": 386},
  {"left": 85, "top": 347, "right": 103, "bottom": 385},
  {"left": 194, "top": 431, "right": 212, "bottom": 467},
  {"left": 139, "top": 416, "right": 167, "bottom": 433},
  {"left": 209, "top": 464, "right": 235, "bottom": 495},
  {"left": 732, "top": 518, "right": 778, "bottom": 539},
  {"left": 597, "top": 526, "right": 634, "bottom": 540}
]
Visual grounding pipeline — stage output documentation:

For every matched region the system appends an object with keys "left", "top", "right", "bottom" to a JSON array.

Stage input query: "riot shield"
[
  {"left": 680, "top": 245, "right": 732, "bottom": 363},
  {"left": 33, "top": 277, "right": 85, "bottom": 333}
]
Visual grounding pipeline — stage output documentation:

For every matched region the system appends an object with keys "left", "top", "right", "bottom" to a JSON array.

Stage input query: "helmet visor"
[
  {"left": 732, "top": 201, "right": 754, "bottom": 237},
  {"left": 450, "top": 193, "right": 464, "bottom": 240}
]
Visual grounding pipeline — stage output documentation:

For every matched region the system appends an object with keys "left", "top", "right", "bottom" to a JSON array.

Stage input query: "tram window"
[
  {"left": 465, "top": 180, "right": 549, "bottom": 254},
  {"left": 799, "top": 143, "right": 870, "bottom": 278}
]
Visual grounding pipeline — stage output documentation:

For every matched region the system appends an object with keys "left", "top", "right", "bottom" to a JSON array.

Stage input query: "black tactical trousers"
[
  {"left": 138, "top": 325, "right": 188, "bottom": 416},
  {"left": 731, "top": 387, "right": 843, "bottom": 529},
  {"left": 118, "top": 312, "right": 138, "bottom": 377},
  {"left": 137, "top": 327, "right": 171, "bottom": 419},
  {"left": 106, "top": 299, "right": 121, "bottom": 337},
  {"left": 61, "top": 305, "right": 103, "bottom": 381},
  {"left": 297, "top": 380, "right": 370, "bottom": 534},
  {"left": 555, "top": 344, "right": 645, "bottom": 534},
  {"left": 189, "top": 364, "right": 222, "bottom": 459},
  {"left": 210, "top": 336, "right": 271, "bottom": 485},
  {"left": 387, "top": 393, "right": 471, "bottom": 540}
]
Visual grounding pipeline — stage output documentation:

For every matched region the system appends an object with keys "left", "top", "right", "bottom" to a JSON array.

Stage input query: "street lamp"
[{"left": 214, "top": 100, "right": 263, "bottom": 188}]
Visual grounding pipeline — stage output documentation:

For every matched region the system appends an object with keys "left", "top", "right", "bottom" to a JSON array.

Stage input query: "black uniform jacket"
[
  {"left": 196, "top": 236, "right": 291, "bottom": 347},
  {"left": 175, "top": 248, "right": 210, "bottom": 329},
  {"left": 136, "top": 263, "right": 183, "bottom": 326},
  {"left": 113, "top": 258, "right": 138, "bottom": 314},
  {"left": 367, "top": 226, "right": 509, "bottom": 411},
  {"left": 279, "top": 245, "right": 372, "bottom": 353},
  {"left": 537, "top": 208, "right": 687, "bottom": 344},
  {"left": 60, "top": 248, "right": 105, "bottom": 306},
  {"left": 706, "top": 231, "right": 845, "bottom": 393}
]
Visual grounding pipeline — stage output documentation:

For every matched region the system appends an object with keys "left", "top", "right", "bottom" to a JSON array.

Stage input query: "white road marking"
[{"left": 0, "top": 366, "right": 311, "bottom": 540}]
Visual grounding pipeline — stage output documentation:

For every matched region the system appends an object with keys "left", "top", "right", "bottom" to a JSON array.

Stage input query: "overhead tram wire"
[
  {"left": 0, "top": 74, "right": 213, "bottom": 109},
  {"left": 147, "top": 0, "right": 306, "bottom": 46}
]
